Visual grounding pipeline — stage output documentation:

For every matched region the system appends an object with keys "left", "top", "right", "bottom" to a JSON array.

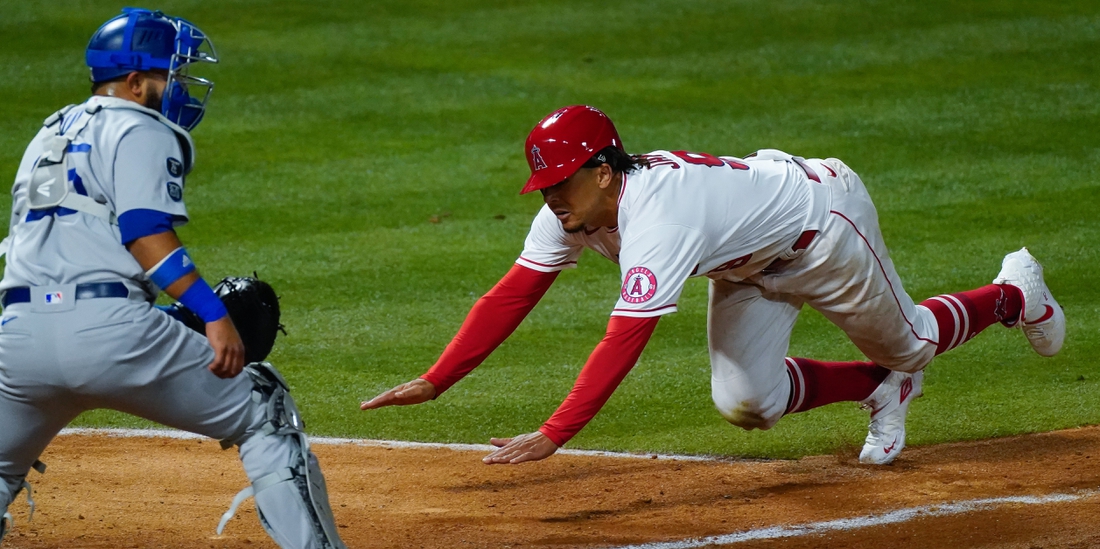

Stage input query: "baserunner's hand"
[
  {"left": 483, "top": 431, "right": 559, "bottom": 464},
  {"left": 360, "top": 378, "right": 437, "bottom": 409},
  {"left": 206, "top": 316, "right": 246, "bottom": 378}
]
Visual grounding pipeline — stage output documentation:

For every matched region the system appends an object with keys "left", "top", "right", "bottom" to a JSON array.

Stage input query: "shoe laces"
[
  {"left": 1022, "top": 322, "right": 1052, "bottom": 342},
  {"left": 1000, "top": 258, "right": 1045, "bottom": 319},
  {"left": 868, "top": 407, "right": 905, "bottom": 439}
]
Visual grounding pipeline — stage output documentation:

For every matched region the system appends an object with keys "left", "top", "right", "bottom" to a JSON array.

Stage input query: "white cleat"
[
  {"left": 993, "top": 247, "right": 1066, "bottom": 357},
  {"left": 859, "top": 370, "right": 923, "bottom": 465},
  {"left": 1, "top": 512, "right": 10, "bottom": 543}
]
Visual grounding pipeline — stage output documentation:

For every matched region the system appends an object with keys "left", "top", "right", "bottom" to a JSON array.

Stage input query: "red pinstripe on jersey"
[
  {"left": 611, "top": 303, "right": 677, "bottom": 316},
  {"left": 830, "top": 210, "right": 939, "bottom": 347},
  {"left": 517, "top": 256, "right": 577, "bottom": 269}
]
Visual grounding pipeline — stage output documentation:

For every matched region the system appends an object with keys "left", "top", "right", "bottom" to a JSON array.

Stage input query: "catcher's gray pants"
[{"left": 0, "top": 294, "right": 318, "bottom": 545}]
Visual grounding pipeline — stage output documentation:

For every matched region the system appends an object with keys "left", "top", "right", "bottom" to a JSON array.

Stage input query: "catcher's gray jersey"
[
  {"left": 0, "top": 96, "right": 348, "bottom": 548},
  {"left": 2, "top": 96, "right": 191, "bottom": 294}
]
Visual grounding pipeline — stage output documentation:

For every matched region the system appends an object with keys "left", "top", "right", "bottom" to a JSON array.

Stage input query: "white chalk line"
[
  {"left": 607, "top": 490, "right": 1099, "bottom": 549},
  {"left": 56, "top": 427, "right": 721, "bottom": 462}
]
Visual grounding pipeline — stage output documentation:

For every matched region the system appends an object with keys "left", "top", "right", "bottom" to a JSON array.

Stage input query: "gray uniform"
[{"left": 0, "top": 97, "right": 345, "bottom": 548}]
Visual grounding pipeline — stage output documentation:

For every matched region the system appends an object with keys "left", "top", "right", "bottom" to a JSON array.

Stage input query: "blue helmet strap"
[{"left": 121, "top": 12, "right": 138, "bottom": 57}]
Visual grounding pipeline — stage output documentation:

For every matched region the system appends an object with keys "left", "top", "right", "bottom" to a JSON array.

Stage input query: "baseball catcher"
[{"left": 0, "top": 9, "right": 345, "bottom": 548}]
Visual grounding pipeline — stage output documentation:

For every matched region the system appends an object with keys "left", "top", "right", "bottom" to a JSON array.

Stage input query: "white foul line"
[
  {"left": 606, "top": 490, "right": 1099, "bottom": 549},
  {"left": 56, "top": 427, "right": 721, "bottom": 462}
]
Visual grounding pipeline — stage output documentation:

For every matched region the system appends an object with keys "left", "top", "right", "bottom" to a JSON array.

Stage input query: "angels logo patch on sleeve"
[{"left": 621, "top": 266, "right": 658, "bottom": 303}]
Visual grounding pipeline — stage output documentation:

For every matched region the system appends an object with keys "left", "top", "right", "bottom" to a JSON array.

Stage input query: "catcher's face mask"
[{"left": 162, "top": 16, "right": 217, "bottom": 131}]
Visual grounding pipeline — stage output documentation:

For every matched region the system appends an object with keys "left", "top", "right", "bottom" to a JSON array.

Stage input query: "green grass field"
[{"left": 1, "top": 0, "right": 1097, "bottom": 459}]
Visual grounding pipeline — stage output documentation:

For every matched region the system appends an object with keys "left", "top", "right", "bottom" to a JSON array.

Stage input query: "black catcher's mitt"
[{"left": 167, "top": 274, "right": 285, "bottom": 363}]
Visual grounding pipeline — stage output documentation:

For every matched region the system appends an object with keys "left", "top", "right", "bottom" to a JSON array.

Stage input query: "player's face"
[{"left": 540, "top": 164, "right": 619, "bottom": 233}]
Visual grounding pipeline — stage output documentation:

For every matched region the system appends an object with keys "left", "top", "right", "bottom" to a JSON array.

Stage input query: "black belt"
[{"left": 1, "top": 282, "right": 130, "bottom": 307}]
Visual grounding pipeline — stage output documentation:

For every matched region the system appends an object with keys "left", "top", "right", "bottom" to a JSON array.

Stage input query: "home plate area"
[{"left": 3, "top": 427, "right": 1100, "bottom": 548}]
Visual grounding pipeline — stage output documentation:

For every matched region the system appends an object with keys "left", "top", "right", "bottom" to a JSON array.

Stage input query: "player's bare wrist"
[
  {"left": 537, "top": 427, "right": 565, "bottom": 447},
  {"left": 417, "top": 375, "right": 443, "bottom": 398}
]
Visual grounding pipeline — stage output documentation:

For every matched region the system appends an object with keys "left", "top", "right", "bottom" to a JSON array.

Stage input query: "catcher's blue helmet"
[{"left": 85, "top": 7, "right": 218, "bottom": 131}]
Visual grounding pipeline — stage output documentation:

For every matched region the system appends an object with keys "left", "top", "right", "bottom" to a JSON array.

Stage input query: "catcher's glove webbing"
[{"left": 167, "top": 274, "right": 285, "bottom": 363}]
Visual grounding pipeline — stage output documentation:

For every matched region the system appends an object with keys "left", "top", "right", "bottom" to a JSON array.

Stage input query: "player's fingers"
[
  {"left": 218, "top": 345, "right": 240, "bottom": 378},
  {"left": 208, "top": 355, "right": 230, "bottom": 378},
  {"left": 509, "top": 451, "right": 537, "bottom": 464},
  {"left": 483, "top": 450, "right": 514, "bottom": 464},
  {"left": 361, "top": 380, "right": 433, "bottom": 410},
  {"left": 359, "top": 391, "right": 396, "bottom": 410},
  {"left": 483, "top": 439, "right": 524, "bottom": 464},
  {"left": 207, "top": 343, "right": 223, "bottom": 373},
  {"left": 208, "top": 338, "right": 243, "bottom": 378},
  {"left": 215, "top": 353, "right": 235, "bottom": 378},
  {"left": 365, "top": 386, "right": 408, "bottom": 408},
  {"left": 226, "top": 346, "right": 245, "bottom": 377},
  {"left": 508, "top": 442, "right": 553, "bottom": 464},
  {"left": 492, "top": 433, "right": 556, "bottom": 464}
]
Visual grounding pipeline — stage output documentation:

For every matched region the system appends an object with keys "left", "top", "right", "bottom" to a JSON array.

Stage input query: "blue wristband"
[
  {"left": 178, "top": 278, "right": 228, "bottom": 323},
  {"left": 147, "top": 247, "right": 196, "bottom": 289}
]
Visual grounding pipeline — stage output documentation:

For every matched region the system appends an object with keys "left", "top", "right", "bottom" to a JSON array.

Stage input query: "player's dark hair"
[{"left": 582, "top": 146, "right": 650, "bottom": 174}]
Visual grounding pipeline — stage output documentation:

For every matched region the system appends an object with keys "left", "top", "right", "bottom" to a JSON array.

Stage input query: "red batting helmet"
[{"left": 521, "top": 105, "right": 624, "bottom": 194}]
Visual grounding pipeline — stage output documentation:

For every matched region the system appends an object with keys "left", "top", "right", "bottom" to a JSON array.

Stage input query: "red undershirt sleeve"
[
  {"left": 538, "top": 315, "right": 661, "bottom": 447},
  {"left": 420, "top": 264, "right": 559, "bottom": 395}
]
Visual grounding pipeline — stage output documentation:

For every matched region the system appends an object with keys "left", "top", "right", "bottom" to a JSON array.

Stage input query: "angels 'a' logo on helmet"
[{"left": 531, "top": 145, "right": 548, "bottom": 171}]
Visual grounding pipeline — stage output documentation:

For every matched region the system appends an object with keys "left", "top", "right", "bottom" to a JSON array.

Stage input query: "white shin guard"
[
  {"left": 0, "top": 480, "right": 11, "bottom": 544},
  {"left": 0, "top": 461, "right": 46, "bottom": 546},
  {"left": 218, "top": 363, "right": 346, "bottom": 549}
]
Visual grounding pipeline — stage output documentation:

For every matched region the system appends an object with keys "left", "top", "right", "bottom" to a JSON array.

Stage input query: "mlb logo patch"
[{"left": 44, "top": 292, "right": 63, "bottom": 304}]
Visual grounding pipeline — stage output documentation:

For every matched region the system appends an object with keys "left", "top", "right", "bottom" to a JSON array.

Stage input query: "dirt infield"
[{"left": 4, "top": 427, "right": 1100, "bottom": 549}]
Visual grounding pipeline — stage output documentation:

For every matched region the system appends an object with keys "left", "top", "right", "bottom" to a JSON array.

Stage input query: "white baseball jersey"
[
  {"left": 517, "top": 150, "right": 831, "bottom": 317},
  {"left": 2, "top": 96, "right": 192, "bottom": 294}
]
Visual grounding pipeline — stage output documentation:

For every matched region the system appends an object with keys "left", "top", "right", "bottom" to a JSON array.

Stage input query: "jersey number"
[{"left": 670, "top": 151, "right": 749, "bottom": 171}]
